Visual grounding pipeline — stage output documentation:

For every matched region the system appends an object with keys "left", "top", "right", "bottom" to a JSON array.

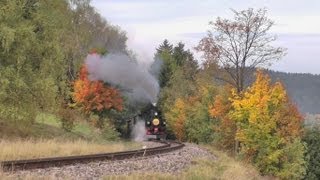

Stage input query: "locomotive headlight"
[
  {"left": 152, "top": 118, "right": 160, "bottom": 126},
  {"left": 147, "top": 121, "right": 150, "bottom": 125}
]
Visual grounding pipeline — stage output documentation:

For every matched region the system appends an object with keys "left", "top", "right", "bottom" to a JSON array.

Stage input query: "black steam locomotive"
[{"left": 140, "top": 103, "right": 166, "bottom": 140}]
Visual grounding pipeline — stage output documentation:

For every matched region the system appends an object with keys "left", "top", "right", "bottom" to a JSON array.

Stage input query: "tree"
[
  {"left": 184, "top": 81, "right": 216, "bottom": 143},
  {"left": 163, "top": 70, "right": 217, "bottom": 143},
  {"left": 230, "top": 70, "right": 306, "bottom": 178},
  {"left": 0, "top": 0, "right": 72, "bottom": 124},
  {"left": 209, "top": 86, "right": 236, "bottom": 151},
  {"left": 166, "top": 98, "right": 187, "bottom": 141},
  {"left": 153, "top": 40, "right": 198, "bottom": 88},
  {"left": 156, "top": 39, "right": 173, "bottom": 54},
  {"left": 63, "top": 0, "right": 128, "bottom": 82},
  {"left": 73, "top": 65, "right": 123, "bottom": 122},
  {"left": 196, "top": 8, "right": 286, "bottom": 93}
]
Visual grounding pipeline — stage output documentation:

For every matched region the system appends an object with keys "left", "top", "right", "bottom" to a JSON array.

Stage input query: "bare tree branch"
[{"left": 196, "top": 8, "right": 286, "bottom": 93}]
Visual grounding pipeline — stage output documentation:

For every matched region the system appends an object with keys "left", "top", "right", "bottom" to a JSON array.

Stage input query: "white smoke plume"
[
  {"left": 131, "top": 119, "right": 146, "bottom": 142},
  {"left": 85, "top": 53, "right": 160, "bottom": 104}
]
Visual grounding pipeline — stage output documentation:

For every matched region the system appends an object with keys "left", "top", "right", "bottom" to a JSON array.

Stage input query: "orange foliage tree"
[
  {"left": 209, "top": 86, "right": 236, "bottom": 151},
  {"left": 73, "top": 65, "right": 123, "bottom": 115}
]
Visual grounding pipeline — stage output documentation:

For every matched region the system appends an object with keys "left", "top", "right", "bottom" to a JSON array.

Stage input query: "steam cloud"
[
  {"left": 85, "top": 53, "right": 160, "bottom": 104},
  {"left": 131, "top": 119, "right": 146, "bottom": 141}
]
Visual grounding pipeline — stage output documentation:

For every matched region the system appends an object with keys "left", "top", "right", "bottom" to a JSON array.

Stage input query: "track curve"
[{"left": 0, "top": 140, "right": 184, "bottom": 171}]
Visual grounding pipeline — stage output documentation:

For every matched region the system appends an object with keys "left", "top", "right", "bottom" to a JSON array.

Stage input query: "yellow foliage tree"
[
  {"left": 165, "top": 98, "right": 187, "bottom": 141},
  {"left": 230, "top": 70, "right": 305, "bottom": 178}
]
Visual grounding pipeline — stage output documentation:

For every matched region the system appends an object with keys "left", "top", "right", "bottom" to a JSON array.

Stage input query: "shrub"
[
  {"left": 185, "top": 101, "right": 214, "bottom": 143},
  {"left": 276, "top": 139, "right": 307, "bottom": 179},
  {"left": 101, "top": 122, "right": 120, "bottom": 141},
  {"left": 58, "top": 108, "right": 76, "bottom": 132},
  {"left": 303, "top": 126, "right": 320, "bottom": 180}
]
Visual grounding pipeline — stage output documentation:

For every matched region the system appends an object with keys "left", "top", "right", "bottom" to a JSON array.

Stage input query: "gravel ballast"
[{"left": 4, "top": 142, "right": 216, "bottom": 179}]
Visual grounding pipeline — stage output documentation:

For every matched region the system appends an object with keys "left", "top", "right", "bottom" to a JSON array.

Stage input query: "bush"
[
  {"left": 276, "top": 139, "right": 306, "bottom": 179},
  {"left": 58, "top": 108, "right": 76, "bottom": 132},
  {"left": 185, "top": 102, "right": 214, "bottom": 143},
  {"left": 101, "top": 122, "right": 120, "bottom": 141},
  {"left": 303, "top": 126, "right": 320, "bottom": 180}
]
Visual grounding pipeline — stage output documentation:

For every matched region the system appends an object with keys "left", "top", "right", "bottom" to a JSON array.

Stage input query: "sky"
[{"left": 91, "top": 0, "right": 320, "bottom": 74}]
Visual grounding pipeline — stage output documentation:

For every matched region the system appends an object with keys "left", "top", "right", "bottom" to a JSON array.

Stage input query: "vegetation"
[
  {"left": 303, "top": 126, "right": 320, "bottom": 180},
  {"left": 156, "top": 9, "right": 310, "bottom": 179},
  {"left": 73, "top": 64, "right": 124, "bottom": 128},
  {"left": 0, "top": 0, "right": 128, "bottom": 138},
  {"left": 196, "top": 8, "right": 286, "bottom": 93},
  {"left": 0, "top": 138, "right": 140, "bottom": 161},
  {"left": 230, "top": 71, "right": 305, "bottom": 179},
  {"left": 236, "top": 69, "right": 320, "bottom": 114}
]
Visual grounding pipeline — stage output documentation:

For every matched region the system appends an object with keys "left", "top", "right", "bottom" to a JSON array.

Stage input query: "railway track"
[{"left": 0, "top": 140, "right": 184, "bottom": 171}]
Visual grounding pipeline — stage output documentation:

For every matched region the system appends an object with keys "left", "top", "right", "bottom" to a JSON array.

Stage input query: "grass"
[
  {"left": 0, "top": 138, "right": 141, "bottom": 161},
  {"left": 104, "top": 146, "right": 275, "bottom": 180},
  {"left": 0, "top": 113, "right": 141, "bottom": 161},
  {"left": 35, "top": 113, "right": 101, "bottom": 140},
  {"left": 0, "top": 112, "right": 116, "bottom": 142},
  {"left": 0, "top": 171, "right": 64, "bottom": 180},
  {"left": 36, "top": 113, "right": 94, "bottom": 137}
]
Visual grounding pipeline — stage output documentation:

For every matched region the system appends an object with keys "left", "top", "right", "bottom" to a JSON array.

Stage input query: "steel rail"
[{"left": 0, "top": 140, "right": 184, "bottom": 171}]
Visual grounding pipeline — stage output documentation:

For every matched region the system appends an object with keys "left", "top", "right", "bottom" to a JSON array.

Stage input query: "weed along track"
[{"left": 0, "top": 140, "right": 184, "bottom": 171}]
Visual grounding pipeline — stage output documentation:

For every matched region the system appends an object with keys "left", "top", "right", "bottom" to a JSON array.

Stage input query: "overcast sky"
[{"left": 91, "top": 0, "right": 320, "bottom": 74}]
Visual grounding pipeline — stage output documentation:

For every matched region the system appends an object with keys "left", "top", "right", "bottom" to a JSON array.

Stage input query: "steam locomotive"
[{"left": 140, "top": 103, "right": 166, "bottom": 140}]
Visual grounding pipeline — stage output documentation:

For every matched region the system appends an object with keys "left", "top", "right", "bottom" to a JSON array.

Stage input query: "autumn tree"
[
  {"left": 209, "top": 86, "right": 236, "bottom": 151},
  {"left": 165, "top": 98, "right": 187, "bottom": 141},
  {"left": 196, "top": 8, "right": 286, "bottom": 93},
  {"left": 230, "top": 70, "right": 306, "bottom": 178},
  {"left": 73, "top": 64, "right": 123, "bottom": 127},
  {"left": 164, "top": 71, "right": 217, "bottom": 143}
]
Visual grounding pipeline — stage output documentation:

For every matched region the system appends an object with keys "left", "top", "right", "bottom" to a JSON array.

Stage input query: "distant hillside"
[{"left": 267, "top": 70, "right": 320, "bottom": 114}]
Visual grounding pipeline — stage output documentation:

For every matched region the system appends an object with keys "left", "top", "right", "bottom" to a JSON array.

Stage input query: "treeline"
[
  {"left": 268, "top": 70, "right": 320, "bottom": 114},
  {"left": 0, "top": 0, "right": 127, "bottom": 128}
]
